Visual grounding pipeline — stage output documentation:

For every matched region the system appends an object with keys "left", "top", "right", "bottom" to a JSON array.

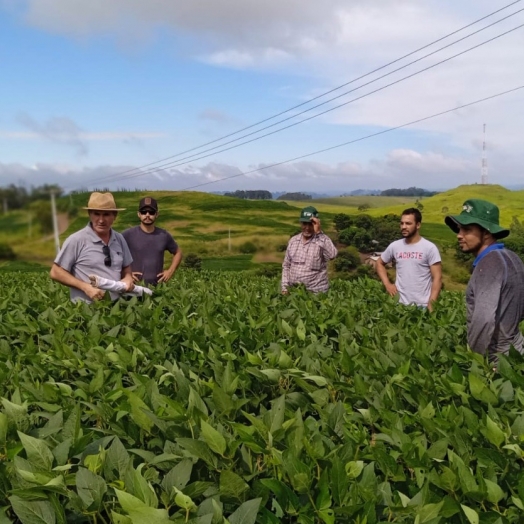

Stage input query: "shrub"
[
  {"left": 338, "top": 226, "right": 359, "bottom": 246},
  {"left": 254, "top": 265, "right": 281, "bottom": 278},
  {"left": 0, "top": 243, "right": 16, "bottom": 260},
  {"left": 333, "top": 213, "right": 352, "bottom": 231},
  {"left": 239, "top": 241, "right": 257, "bottom": 254},
  {"left": 276, "top": 243, "right": 288, "bottom": 252},
  {"left": 333, "top": 247, "right": 361, "bottom": 272},
  {"left": 183, "top": 253, "right": 202, "bottom": 270}
]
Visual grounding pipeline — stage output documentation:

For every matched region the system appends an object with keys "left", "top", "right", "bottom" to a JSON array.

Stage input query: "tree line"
[{"left": 0, "top": 183, "right": 63, "bottom": 212}]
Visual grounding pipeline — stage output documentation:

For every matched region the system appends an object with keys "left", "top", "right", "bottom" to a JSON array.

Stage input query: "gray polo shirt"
[{"left": 54, "top": 223, "right": 133, "bottom": 302}]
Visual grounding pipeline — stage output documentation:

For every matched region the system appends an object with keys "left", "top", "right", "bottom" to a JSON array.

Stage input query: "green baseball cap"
[
  {"left": 299, "top": 206, "right": 319, "bottom": 223},
  {"left": 445, "top": 199, "right": 509, "bottom": 239}
]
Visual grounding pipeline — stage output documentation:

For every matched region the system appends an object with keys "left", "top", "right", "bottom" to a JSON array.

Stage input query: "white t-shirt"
[{"left": 381, "top": 237, "right": 441, "bottom": 306}]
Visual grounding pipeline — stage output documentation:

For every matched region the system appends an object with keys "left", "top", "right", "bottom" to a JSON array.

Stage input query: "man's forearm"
[
  {"left": 50, "top": 264, "right": 90, "bottom": 294},
  {"left": 376, "top": 262, "right": 390, "bottom": 287},
  {"left": 429, "top": 277, "right": 442, "bottom": 303},
  {"left": 169, "top": 250, "right": 183, "bottom": 272}
]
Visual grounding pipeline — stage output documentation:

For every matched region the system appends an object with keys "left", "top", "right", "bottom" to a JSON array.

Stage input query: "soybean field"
[{"left": 1, "top": 272, "right": 524, "bottom": 523}]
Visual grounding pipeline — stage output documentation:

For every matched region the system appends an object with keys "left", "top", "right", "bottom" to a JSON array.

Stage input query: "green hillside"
[
  {"left": 2, "top": 185, "right": 523, "bottom": 285},
  {"left": 306, "top": 184, "right": 524, "bottom": 224},
  {"left": 8, "top": 191, "right": 335, "bottom": 266}
]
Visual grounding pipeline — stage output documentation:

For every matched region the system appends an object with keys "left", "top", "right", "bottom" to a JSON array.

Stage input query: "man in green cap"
[
  {"left": 445, "top": 199, "right": 524, "bottom": 361},
  {"left": 282, "top": 206, "right": 338, "bottom": 293}
]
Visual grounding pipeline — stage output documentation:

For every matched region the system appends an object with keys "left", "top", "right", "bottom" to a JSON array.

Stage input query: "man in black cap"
[
  {"left": 122, "top": 197, "right": 182, "bottom": 285},
  {"left": 445, "top": 199, "right": 524, "bottom": 361}
]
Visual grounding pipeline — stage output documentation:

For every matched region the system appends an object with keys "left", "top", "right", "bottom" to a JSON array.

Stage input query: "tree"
[
  {"left": 333, "top": 213, "right": 352, "bottom": 231},
  {"left": 357, "top": 203, "right": 370, "bottom": 212},
  {"left": 334, "top": 247, "right": 361, "bottom": 272},
  {"left": 276, "top": 192, "right": 312, "bottom": 201}
]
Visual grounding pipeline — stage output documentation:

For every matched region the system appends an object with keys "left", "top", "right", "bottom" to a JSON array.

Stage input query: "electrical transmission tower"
[{"left": 481, "top": 124, "right": 488, "bottom": 185}]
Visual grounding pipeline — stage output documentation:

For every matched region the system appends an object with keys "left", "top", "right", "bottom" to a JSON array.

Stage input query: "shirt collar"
[{"left": 473, "top": 242, "right": 504, "bottom": 267}]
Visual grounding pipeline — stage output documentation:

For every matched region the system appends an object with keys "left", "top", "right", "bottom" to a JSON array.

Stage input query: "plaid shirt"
[{"left": 282, "top": 232, "right": 338, "bottom": 293}]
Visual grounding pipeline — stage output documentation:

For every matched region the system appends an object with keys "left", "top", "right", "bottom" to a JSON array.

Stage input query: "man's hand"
[
  {"left": 84, "top": 285, "right": 105, "bottom": 301},
  {"left": 282, "top": 289, "right": 289, "bottom": 295},
  {"left": 157, "top": 268, "right": 175, "bottom": 283},
  {"left": 385, "top": 283, "right": 398, "bottom": 297},
  {"left": 120, "top": 274, "right": 135, "bottom": 292},
  {"left": 311, "top": 217, "right": 322, "bottom": 235},
  {"left": 132, "top": 272, "right": 143, "bottom": 283}
]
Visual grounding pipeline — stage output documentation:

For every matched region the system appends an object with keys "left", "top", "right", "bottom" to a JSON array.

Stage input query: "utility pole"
[{"left": 50, "top": 191, "right": 60, "bottom": 255}]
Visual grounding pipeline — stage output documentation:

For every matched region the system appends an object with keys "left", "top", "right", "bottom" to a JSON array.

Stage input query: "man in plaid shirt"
[{"left": 282, "top": 206, "right": 338, "bottom": 294}]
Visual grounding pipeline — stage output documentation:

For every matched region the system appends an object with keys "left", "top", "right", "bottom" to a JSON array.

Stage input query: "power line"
[
  {"left": 82, "top": 0, "right": 523, "bottom": 186},
  {"left": 103, "top": 21, "right": 524, "bottom": 184},
  {"left": 125, "top": 12, "right": 524, "bottom": 175},
  {"left": 179, "top": 85, "right": 524, "bottom": 191}
]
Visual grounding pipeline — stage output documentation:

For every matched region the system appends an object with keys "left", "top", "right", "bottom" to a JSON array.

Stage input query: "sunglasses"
[
  {"left": 102, "top": 245, "right": 111, "bottom": 267},
  {"left": 140, "top": 209, "right": 156, "bottom": 216}
]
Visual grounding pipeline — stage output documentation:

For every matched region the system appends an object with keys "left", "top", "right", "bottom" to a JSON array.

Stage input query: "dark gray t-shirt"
[
  {"left": 122, "top": 226, "right": 178, "bottom": 285},
  {"left": 466, "top": 248, "right": 524, "bottom": 359}
]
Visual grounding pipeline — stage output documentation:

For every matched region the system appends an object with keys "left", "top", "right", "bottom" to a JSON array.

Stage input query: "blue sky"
[{"left": 0, "top": 0, "right": 523, "bottom": 193}]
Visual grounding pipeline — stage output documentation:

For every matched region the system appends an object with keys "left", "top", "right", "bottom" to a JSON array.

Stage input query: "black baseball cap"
[{"left": 139, "top": 197, "right": 158, "bottom": 212}]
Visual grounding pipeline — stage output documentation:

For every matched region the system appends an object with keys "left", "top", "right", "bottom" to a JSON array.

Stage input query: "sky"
[{"left": 0, "top": 0, "right": 523, "bottom": 194}]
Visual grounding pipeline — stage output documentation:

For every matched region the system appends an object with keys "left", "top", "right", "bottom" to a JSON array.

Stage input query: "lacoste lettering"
[{"left": 396, "top": 251, "right": 423, "bottom": 260}]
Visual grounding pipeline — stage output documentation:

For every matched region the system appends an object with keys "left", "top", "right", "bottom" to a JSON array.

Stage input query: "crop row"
[{"left": 0, "top": 271, "right": 523, "bottom": 523}]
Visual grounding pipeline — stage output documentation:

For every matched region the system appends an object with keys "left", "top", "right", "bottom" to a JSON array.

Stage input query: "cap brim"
[
  {"left": 83, "top": 207, "right": 126, "bottom": 211},
  {"left": 445, "top": 214, "right": 509, "bottom": 238},
  {"left": 299, "top": 218, "right": 314, "bottom": 222}
]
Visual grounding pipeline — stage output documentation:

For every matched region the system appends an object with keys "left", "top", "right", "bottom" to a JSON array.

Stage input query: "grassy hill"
[
  {"left": 304, "top": 184, "right": 524, "bottom": 224},
  {"left": 7, "top": 191, "right": 335, "bottom": 267},
  {"left": 2, "top": 185, "right": 522, "bottom": 286}
]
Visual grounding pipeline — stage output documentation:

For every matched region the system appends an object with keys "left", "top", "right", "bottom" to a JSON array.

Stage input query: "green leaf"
[
  {"left": 126, "top": 392, "right": 153, "bottom": 433},
  {"left": 17, "top": 432, "right": 54, "bottom": 471},
  {"left": 188, "top": 388, "right": 209, "bottom": 417},
  {"left": 418, "top": 501, "right": 444, "bottom": 522},
  {"left": 449, "top": 451, "right": 478, "bottom": 494},
  {"left": 220, "top": 470, "right": 249, "bottom": 499},
  {"left": 0, "top": 413, "right": 7, "bottom": 445},
  {"left": 10, "top": 496, "right": 56, "bottom": 524},
  {"left": 115, "top": 489, "right": 171, "bottom": 524},
  {"left": 268, "top": 394, "right": 286, "bottom": 434},
  {"left": 89, "top": 367, "right": 105, "bottom": 394},
  {"left": 228, "top": 498, "right": 262, "bottom": 524},
  {"left": 76, "top": 467, "right": 107, "bottom": 511},
  {"left": 177, "top": 438, "right": 218, "bottom": 468},
  {"left": 105, "top": 437, "right": 131, "bottom": 480},
  {"left": 330, "top": 460, "right": 349, "bottom": 506},
  {"left": 161, "top": 459, "right": 193, "bottom": 494},
  {"left": 2, "top": 398, "right": 29, "bottom": 431},
  {"left": 484, "top": 479, "right": 505, "bottom": 504},
  {"left": 345, "top": 461, "right": 364, "bottom": 479},
  {"left": 111, "top": 512, "right": 132, "bottom": 524},
  {"left": 460, "top": 504, "right": 479, "bottom": 524},
  {"left": 173, "top": 488, "right": 197, "bottom": 510},
  {"left": 482, "top": 416, "right": 505, "bottom": 448},
  {"left": 468, "top": 374, "right": 498, "bottom": 405},
  {"left": 281, "top": 319, "right": 293, "bottom": 337},
  {"left": 201, "top": 421, "right": 227, "bottom": 456}
]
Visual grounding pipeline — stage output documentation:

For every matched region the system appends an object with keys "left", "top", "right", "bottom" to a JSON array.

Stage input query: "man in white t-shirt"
[{"left": 376, "top": 208, "right": 442, "bottom": 310}]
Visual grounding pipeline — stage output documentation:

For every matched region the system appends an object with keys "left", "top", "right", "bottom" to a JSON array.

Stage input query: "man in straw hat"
[
  {"left": 50, "top": 192, "right": 134, "bottom": 302},
  {"left": 282, "top": 206, "right": 337, "bottom": 294},
  {"left": 445, "top": 199, "right": 524, "bottom": 361}
]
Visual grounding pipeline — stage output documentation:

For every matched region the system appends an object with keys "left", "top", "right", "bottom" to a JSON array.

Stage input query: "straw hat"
[{"left": 82, "top": 192, "right": 126, "bottom": 211}]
